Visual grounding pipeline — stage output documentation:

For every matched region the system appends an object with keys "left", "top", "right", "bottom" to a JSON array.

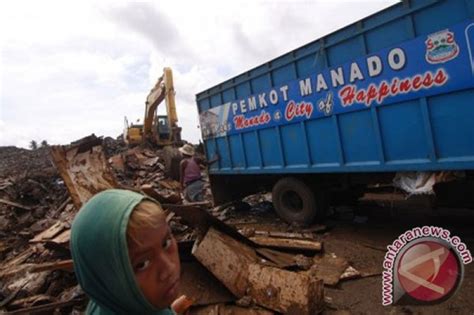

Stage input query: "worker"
[
  {"left": 179, "top": 144, "right": 220, "bottom": 202},
  {"left": 179, "top": 144, "right": 204, "bottom": 202},
  {"left": 70, "top": 189, "right": 189, "bottom": 314}
]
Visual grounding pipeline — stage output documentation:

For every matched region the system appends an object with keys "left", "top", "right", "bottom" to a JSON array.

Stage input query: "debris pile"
[
  {"left": 0, "top": 135, "right": 193, "bottom": 313},
  {"left": 0, "top": 146, "right": 82, "bottom": 313},
  {"left": 1, "top": 134, "right": 376, "bottom": 314}
]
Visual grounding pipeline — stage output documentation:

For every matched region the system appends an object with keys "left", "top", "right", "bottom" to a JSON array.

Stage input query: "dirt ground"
[{"left": 223, "top": 196, "right": 474, "bottom": 314}]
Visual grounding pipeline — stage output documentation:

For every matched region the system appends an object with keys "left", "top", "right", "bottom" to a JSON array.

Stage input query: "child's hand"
[{"left": 171, "top": 295, "right": 193, "bottom": 314}]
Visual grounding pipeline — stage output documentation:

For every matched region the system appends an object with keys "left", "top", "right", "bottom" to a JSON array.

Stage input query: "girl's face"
[{"left": 128, "top": 218, "right": 181, "bottom": 309}]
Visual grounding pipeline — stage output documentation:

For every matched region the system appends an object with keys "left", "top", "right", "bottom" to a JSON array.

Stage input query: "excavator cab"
[{"left": 156, "top": 115, "right": 170, "bottom": 140}]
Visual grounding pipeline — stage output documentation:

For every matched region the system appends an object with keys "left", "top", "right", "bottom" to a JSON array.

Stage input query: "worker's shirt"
[{"left": 182, "top": 157, "right": 201, "bottom": 185}]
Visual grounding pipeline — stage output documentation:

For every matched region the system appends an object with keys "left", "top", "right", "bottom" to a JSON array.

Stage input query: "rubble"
[
  {"left": 1, "top": 133, "right": 400, "bottom": 314},
  {"left": 249, "top": 235, "right": 322, "bottom": 252},
  {"left": 309, "top": 254, "right": 349, "bottom": 286},
  {"left": 247, "top": 263, "right": 323, "bottom": 315},
  {"left": 0, "top": 199, "right": 33, "bottom": 211},
  {"left": 50, "top": 135, "right": 119, "bottom": 208},
  {"left": 339, "top": 266, "right": 361, "bottom": 281},
  {"left": 0, "top": 135, "right": 195, "bottom": 313},
  {"left": 178, "top": 262, "right": 234, "bottom": 306},
  {"left": 192, "top": 227, "right": 324, "bottom": 314},
  {"left": 192, "top": 227, "right": 258, "bottom": 297}
]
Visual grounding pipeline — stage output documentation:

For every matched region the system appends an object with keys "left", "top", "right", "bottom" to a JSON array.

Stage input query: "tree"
[
  {"left": 41, "top": 140, "right": 49, "bottom": 147},
  {"left": 29, "top": 140, "right": 38, "bottom": 150}
]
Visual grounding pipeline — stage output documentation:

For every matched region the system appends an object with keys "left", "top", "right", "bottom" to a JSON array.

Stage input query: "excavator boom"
[{"left": 125, "top": 67, "right": 181, "bottom": 146}]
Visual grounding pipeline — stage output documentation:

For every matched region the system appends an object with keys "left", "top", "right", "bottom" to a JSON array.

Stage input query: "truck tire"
[{"left": 272, "top": 177, "right": 320, "bottom": 225}]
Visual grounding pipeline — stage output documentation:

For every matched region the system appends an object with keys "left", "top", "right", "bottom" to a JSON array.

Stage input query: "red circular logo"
[{"left": 397, "top": 240, "right": 461, "bottom": 303}]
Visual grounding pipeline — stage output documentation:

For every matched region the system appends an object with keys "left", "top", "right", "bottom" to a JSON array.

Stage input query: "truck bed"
[{"left": 197, "top": 0, "right": 474, "bottom": 176}]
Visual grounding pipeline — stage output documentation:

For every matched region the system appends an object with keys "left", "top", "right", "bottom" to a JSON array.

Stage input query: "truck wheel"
[{"left": 272, "top": 177, "right": 320, "bottom": 225}]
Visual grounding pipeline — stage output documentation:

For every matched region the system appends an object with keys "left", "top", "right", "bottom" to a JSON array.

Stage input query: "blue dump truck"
[{"left": 196, "top": 0, "right": 474, "bottom": 224}]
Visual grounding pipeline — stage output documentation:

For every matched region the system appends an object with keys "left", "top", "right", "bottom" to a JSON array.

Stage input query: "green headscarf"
[{"left": 70, "top": 189, "right": 175, "bottom": 315}]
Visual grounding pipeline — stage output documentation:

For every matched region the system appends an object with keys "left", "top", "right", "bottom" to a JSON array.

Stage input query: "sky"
[{"left": 0, "top": 0, "right": 399, "bottom": 148}]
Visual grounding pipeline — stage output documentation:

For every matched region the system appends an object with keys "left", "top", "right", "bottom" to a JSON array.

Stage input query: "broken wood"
[
  {"left": 256, "top": 248, "right": 298, "bottom": 269},
  {"left": 253, "top": 230, "right": 316, "bottom": 239},
  {"left": 5, "top": 298, "right": 85, "bottom": 315},
  {"left": 159, "top": 179, "right": 181, "bottom": 190},
  {"left": 192, "top": 227, "right": 258, "bottom": 297},
  {"left": 141, "top": 184, "right": 182, "bottom": 204},
  {"left": 178, "top": 262, "right": 234, "bottom": 306},
  {"left": 0, "top": 284, "right": 25, "bottom": 308},
  {"left": 30, "top": 221, "right": 65, "bottom": 243},
  {"left": 46, "top": 229, "right": 71, "bottom": 249},
  {"left": 165, "top": 212, "right": 175, "bottom": 223},
  {"left": 247, "top": 263, "right": 324, "bottom": 315},
  {"left": 143, "top": 156, "right": 160, "bottom": 167},
  {"left": 30, "top": 259, "right": 74, "bottom": 273},
  {"left": 0, "top": 198, "right": 32, "bottom": 211},
  {"left": 50, "top": 135, "right": 119, "bottom": 209},
  {"left": 0, "top": 247, "right": 34, "bottom": 271},
  {"left": 309, "top": 254, "right": 349, "bottom": 286},
  {"left": 249, "top": 235, "right": 322, "bottom": 252},
  {"left": 164, "top": 204, "right": 255, "bottom": 246},
  {"left": 108, "top": 154, "right": 125, "bottom": 172},
  {"left": 6, "top": 269, "right": 50, "bottom": 295},
  {"left": 340, "top": 266, "right": 361, "bottom": 281},
  {"left": 0, "top": 264, "right": 35, "bottom": 279},
  {"left": 1, "top": 259, "right": 74, "bottom": 279},
  {"left": 8, "top": 294, "right": 53, "bottom": 309},
  {"left": 50, "top": 196, "right": 72, "bottom": 218}
]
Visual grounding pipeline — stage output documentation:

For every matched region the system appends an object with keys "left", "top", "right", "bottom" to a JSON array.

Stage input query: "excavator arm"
[{"left": 142, "top": 67, "right": 180, "bottom": 145}]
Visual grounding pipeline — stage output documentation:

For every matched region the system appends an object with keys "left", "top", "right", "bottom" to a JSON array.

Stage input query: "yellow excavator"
[{"left": 124, "top": 67, "right": 182, "bottom": 146}]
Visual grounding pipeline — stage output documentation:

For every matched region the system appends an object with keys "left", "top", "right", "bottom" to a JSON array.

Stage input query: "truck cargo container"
[{"left": 196, "top": 0, "right": 474, "bottom": 224}]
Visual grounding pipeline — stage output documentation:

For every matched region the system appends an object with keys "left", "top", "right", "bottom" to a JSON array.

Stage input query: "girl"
[{"left": 71, "top": 189, "right": 181, "bottom": 314}]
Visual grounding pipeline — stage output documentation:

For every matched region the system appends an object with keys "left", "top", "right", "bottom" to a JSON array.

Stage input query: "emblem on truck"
[{"left": 425, "top": 29, "right": 459, "bottom": 64}]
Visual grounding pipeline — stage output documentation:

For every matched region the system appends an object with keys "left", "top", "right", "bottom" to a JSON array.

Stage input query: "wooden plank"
[
  {"left": 192, "top": 227, "right": 258, "bottom": 297},
  {"left": 310, "top": 254, "right": 349, "bottom": 286},
  {"left": 30, "top": 221, "right": 65, "bottom": 243},
  {"left": 141, "top": 185, "right": 182, "bottom": 204},
  {"left": 340, "top": 266, "right": 361, "bottom": 281},
  {"left": 249, "top": 235, "right": 322, "bottom": 252},
  {"left": 0, "top": 259, "right": 73, "bottom": 279},
  {"left": 0, "top": 263, "right": 34, "bottom": 279},
  {"left": 50, "top": 196, "right": 72, "bottom": 218},
  {"left": 30, "top": 259, "right": 74, "bottom": 273},
  {"left": 0, "top": 285, "right": 23, "bottom": 308},
  {"left": 8, "top": 294, "right": 52, "bottom": 309},
  {"left": 253, "top": 230, "right": 315, "bottom": 239},
  {"left": 5, "top": 298, "right": 84, "bottom": 315},
  {"left": 163, "top": 204, "right": 256, "bottom": 247},
  {"left": 247, "top": 263, "right": 324, "bottom": 315},
  {"left": 0, "top": 198, "right": 32, "bottom": 210},
  {"left": 178, "top": 262, "right": 234, "bottom": 306},
  {"left": 50, "top": 138, "right": 119, "bottom": 209},
  {"left": 48, "top": 229, "right": 71, "bottom": 246},
  {"left": 256, "top": 248, "right": 296, "bottom": 268},
  {"left": 0, "top": 247, "right": 34, "bottom": 271},
  {"left": 159, "top": 179, "right": 181, "bottom": 190}
]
